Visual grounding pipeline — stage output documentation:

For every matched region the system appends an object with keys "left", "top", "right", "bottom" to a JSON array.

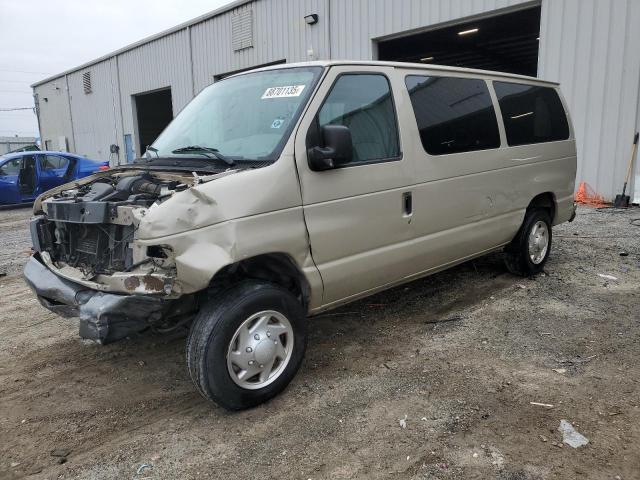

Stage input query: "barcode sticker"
[{"left": 262, "top": 85, "right": 306, "bottom": 99}]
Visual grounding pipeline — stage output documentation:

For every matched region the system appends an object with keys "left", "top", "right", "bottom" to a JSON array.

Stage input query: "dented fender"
[{"left": 174, "top": 243, "right": 232, "bottom": 292}]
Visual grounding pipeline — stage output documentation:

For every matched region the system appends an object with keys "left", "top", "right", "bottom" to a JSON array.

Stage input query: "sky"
[{"left": 0, "top": 0, "right": 233, "bottom": 139}]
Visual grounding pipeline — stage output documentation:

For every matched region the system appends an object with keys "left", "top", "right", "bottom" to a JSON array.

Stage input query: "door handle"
[{"left": 402, "top": 191, "right": 413, "bottom": 217}]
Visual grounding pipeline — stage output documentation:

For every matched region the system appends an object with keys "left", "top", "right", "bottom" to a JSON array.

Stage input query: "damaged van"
[{"left": 24, "top": 61, "right": 576, "bottom": 410}]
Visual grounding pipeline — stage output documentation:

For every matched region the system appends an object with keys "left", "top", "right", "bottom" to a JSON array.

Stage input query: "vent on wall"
[
  {"left": 231, "top": 8, "right": 253, "bottom": 51},
  {"left": 82, "top": 71, "right": 92, "bottom": 94}
]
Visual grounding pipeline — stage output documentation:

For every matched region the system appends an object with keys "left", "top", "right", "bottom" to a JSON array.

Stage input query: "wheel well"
[
  {"left": 207, "top": 253, "right": 311, "bottom": 309},
  {"left": 528, "top": 192, "right": 556, "bottom": 222}
]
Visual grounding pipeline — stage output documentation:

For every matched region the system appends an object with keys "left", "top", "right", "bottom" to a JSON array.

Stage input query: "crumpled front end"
[
  {"left": 24, "top": 253, "right": 170, "bottom": 343},
  {"left": 23, "top": 169, "right": 206, "bottom": 343}
]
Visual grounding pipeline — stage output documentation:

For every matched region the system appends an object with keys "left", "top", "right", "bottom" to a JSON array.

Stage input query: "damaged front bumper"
[{"left": 23, "top": 254, "right": 171, "bottom": 344}]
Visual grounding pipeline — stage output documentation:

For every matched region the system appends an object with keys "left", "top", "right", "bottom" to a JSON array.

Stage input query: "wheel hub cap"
[
  {"left": 226, "top": 310, "right": 294, "bottom": 390},
  {"left": 528, "top": 220, "right": 549, "bottom": 265}
]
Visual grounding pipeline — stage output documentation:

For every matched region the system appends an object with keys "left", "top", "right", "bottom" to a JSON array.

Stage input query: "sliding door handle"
[{"left": 402, "top": 191, "right": 413, "bottom": 217}]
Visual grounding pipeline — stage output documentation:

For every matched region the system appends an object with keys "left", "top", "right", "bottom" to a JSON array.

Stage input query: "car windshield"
[{"left": 151, "top": 66, "right": 323, "bottom": 162}]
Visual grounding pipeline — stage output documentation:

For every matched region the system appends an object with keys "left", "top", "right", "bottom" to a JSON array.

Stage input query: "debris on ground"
[
  {"left": 530, "top": 402, "right": 554, "bottom": 408},
  {"left": 399, "top": 414, "right": 407, "bottom": 429},
  {"left": 490, "top": 449, "right": 505, "bottom": 468},
  {"left": 137, "top": 463, "right": 152, "bottom": 475},
  {"left": 558, "top": 420, "right": 589, "bottom": 448},
  {"left": 552, "top": 368, "right": 567, "bottom": 374},
  {"left": 598, "top": 273, "right": 618, "bottom": 281}
]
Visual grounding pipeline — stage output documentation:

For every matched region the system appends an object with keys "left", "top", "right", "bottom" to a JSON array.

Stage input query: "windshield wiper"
[
  {"left": 146, "top": 145, "right": 159, "bottom": 158},
  {"left": 171, "top": 145, "right": 235, "bottom": 166}
]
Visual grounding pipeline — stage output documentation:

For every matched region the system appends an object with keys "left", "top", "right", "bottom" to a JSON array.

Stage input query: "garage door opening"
[
  {"left": 377, "top": 6, "right": 541, "bottom": 77},
  {"left": 134, "top": 88, "right": 173, "bottom": 153}
]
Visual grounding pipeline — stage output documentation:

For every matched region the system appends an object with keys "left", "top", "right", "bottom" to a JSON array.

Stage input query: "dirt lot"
[{"left": 0, "top": 206, "right": 639, "bottom": 480}]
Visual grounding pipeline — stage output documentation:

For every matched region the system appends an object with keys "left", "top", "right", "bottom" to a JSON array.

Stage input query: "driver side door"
[
  {"left": 0, "top": 158, "right": 22, "bottom": 204},
  {"left": 295, "top": 66, "right": 414, "bottom": 308}
]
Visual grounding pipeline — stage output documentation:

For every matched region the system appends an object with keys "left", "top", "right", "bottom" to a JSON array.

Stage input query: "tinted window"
[
  {"left": 405, "top": 75, "right": 501, "bottom": 155},
  {"left": 494, "top": 82, "right": 570, "bottom": 146},
  {"left": 318, "top": 74, "right": 400, "bottom": 163},
  {"left": 0, "top": 158, "right": 21, "bottom": 176},
  {"left": 39, "top": 155, "right": 69, "bottom": 170}
]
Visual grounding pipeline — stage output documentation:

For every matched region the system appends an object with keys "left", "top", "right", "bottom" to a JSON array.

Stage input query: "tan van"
[{"left": 25, "top": 61, "right": 576, "bottom": 409}]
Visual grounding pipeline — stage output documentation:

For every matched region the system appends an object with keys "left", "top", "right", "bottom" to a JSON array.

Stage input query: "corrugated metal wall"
[
  {"left": 66, "top": 58, "right": 121, "bottom": 160},
  {"left": 32, "top": 0, "right": 640, "bottom": 199},
  {"left": 116, "top": 29, "right": 193, "bottom": 157},
  {"left": 191, "top": 0, "right": 328, "bottom": 92},
  {"left": 538, "top": 0, "right": 640, "bottom": 200}
]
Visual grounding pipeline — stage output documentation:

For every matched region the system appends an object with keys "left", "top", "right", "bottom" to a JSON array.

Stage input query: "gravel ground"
[{"left": 0, "top": 206, "right": 639, "bottom": 480}]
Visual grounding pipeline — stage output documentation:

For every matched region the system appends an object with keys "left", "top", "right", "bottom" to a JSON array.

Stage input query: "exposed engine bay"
[{"left": 32, "top": 171, "right": 189, "bottom": 280}]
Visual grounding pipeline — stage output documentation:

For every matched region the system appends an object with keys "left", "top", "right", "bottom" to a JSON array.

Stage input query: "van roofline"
[{"left": 238, "top": 60, "right": 560, "bottom": 86}]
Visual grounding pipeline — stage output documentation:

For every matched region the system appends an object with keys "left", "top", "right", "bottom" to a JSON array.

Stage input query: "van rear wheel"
[
  {"left": 186, "top": 281, "right": 307, "bottom": 410},
  {"left": 504, "top": 208, "right": 552, "bottom": 276}
]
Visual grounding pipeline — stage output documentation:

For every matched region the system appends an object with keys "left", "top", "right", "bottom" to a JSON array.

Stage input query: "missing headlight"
[{"left": 147, "top": 245, "right": 169, "bottom": 259}]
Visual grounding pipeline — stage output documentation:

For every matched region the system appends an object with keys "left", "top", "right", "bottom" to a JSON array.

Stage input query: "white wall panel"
[
  {"left": 66, "top": 58, "right": 122, "bottom": 162},
  {"left": 539, "top": 0, "right": 640, "bottom": 199},
  {"left": 34, "top": 79, "right": 74, "bottom": 152}
]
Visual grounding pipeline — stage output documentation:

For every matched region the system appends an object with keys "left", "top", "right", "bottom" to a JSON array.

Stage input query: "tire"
[
  {"left": 186, "top": 280, "right": 307, "bottom": 410},
  {"left": 504, "top": 208, "right": 552, "bottom": 276}
]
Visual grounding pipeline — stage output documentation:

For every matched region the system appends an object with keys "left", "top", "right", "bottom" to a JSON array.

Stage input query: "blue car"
[{"left": 0, "top": 151, "right": 108, "bottom": 205}]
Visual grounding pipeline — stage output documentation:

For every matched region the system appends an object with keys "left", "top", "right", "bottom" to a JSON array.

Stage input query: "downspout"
[
  {"left": 115, "top": 55, "right": 125, "bottom": 164},
  {"left": 108, "top": 57, "right": 121, "bottom": 165},
  {"left": 32, "top": 91, "right": 42, "bottom": 146},
  {"left": 65, "top": 75, "right": 76, "bottom": 152}
]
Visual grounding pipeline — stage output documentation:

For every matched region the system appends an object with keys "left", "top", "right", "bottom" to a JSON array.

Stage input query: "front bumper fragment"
[{"left": 23, "top": 254, "right": 170, "bottom": 344}]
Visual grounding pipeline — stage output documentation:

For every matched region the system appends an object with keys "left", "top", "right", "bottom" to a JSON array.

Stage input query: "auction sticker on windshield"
[{"left": 262, "top": 85, "right": 306, "bottom": 99}]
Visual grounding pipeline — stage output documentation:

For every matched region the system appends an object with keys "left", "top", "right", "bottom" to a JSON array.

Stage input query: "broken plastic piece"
[{"left": 558, "top": 420, "right": 589, "bottom": 448}]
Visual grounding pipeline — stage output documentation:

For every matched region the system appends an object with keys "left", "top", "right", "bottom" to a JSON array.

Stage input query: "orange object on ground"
[{"left": 575, "top": 181, "right": 608, "bottom": 207}]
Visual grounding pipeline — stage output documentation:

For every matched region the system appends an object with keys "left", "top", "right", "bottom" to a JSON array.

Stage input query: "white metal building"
[{"left": 31, "top": 0, "right": 640, "bottom": 201}]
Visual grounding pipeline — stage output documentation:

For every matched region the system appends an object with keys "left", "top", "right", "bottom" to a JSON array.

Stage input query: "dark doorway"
[
  {"left": 134, "top": 88, "right": 173, "bottom": 153},
  {"left": 377, "top": 6, "right": 541, "bottom": 77}
]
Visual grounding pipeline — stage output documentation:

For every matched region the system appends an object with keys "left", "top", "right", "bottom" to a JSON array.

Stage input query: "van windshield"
[{"left": 151, "top": 67, "right": 323, "bottom": 163}]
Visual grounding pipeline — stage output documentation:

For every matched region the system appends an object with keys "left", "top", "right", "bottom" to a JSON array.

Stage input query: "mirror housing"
[{"left": 308, "top": 125, "right": 353, "bottom": 171}]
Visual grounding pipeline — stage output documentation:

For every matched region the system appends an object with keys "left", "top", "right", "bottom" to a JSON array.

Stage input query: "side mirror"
[{"left": 308, "top": 125, "right": 353, "bottom": 171}]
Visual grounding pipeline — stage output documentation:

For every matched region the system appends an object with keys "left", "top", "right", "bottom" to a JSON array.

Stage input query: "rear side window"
[
  {"left": 39, "top": 155, "right": 69, "bottom": 170},
  {"left": 317, "top": 74, "right": 400, "bottom": 164},
  {"left": 405, "top": 75, "right": 501, "bottom": 155},
  {"left": 494, "top": 82, "right": 570, "bottom": 146}
]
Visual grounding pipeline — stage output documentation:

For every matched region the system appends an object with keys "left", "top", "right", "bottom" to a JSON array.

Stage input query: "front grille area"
[{"left": 35, "top": 218, "right": 135, "bottom": 276}]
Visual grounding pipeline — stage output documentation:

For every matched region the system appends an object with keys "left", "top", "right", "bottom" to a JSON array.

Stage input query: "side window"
[
  {"left": 405, "top": 75, "right": 501, "bottom": 155},
  {"left": 317, "top": 74, "right": 400, "bottom": 164},
  {"left": 39, "top": 155, "right": 69, "bottom": 171},
  {"left": 494, "top": 82, "right": 570, "bottom": 146},
  {"left": 0, "top": 159, "right": 21, "bottom": 176}
]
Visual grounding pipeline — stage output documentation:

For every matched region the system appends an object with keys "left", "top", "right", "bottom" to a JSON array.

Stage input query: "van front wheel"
[
  {"left": 504, "top": 208, "right": 552, "bottom": 276},
  {"left": 186, "top": 281, "right": 307, "bottom": 410}
]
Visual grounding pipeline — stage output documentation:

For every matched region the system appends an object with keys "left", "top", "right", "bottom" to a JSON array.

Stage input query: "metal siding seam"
[{"left": 592, "top": 1, "right": 613, "bottom": 195}]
